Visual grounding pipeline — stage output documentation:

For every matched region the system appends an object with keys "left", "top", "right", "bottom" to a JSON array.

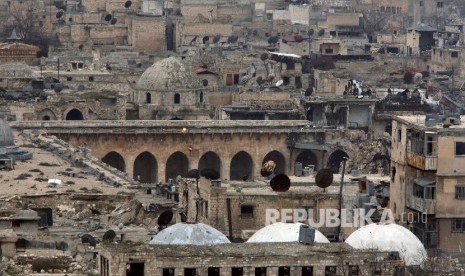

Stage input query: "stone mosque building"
[{"left": 134, "top": 57, "right": 210, "bottom": 120}]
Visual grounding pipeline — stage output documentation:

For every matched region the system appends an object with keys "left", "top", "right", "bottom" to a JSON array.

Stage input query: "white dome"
[
  {"left": 247, "top": 222, "right": 330, "bottom": 243},
  {"left": 345, "top": 223, "right": 427, "bottom": 266},
  {"left": 149, "top": 223, "right": 230, "bottom": 245}
]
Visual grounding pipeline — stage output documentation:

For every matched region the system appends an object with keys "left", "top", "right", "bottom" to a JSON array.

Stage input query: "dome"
[
  {"left": 345, "top": 223, "right": 427, "bottom": 266},
  {"left": 247, "top": 222, "right": 330, "bottom": 243},
  {"left": 136, "top": 57, "right": 202, "bottom": 91},
  {"left": 149, "top": 223, "right": 230, "bottom": 245},
  {"left": 0, "top": 120, "right": 14, "bottom": 147}
]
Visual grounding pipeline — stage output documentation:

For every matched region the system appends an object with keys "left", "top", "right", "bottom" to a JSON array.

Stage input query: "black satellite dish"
[
  {"left": 54, "top": 83, "right": 63, "bottom": 93},
  {"left": 305, "top": 87, "right": 314, "bottom": 96},
  {"left": 81, "top": 233, "right": 96, "bottom": 247},
  {"left": 157, "top": 210, "right": 174, "bottom": 227},
  {"left": 213, "top": 34, "right": 221, "bottom": 43},
  {"left": 315, "top": 168, "right": 334, "bottom": 190},
  {"left": 102, "top": 229, "right": 116, "bottom": 243},
  {"left": 202, "top": 36, "right": 210, "bottom": 44},
  {"left": 202, "top": 79, "right": 208, "bottom": 87},
  {"left": 187, "top": 169, "right": 199, "bottom": 179},
  {"left": 78, "top": 44, "right": 84, "bottom": 50},
  {"left": 110, "top": 18, "right": 117, "bottom": 25},
  {"left": 200, "top": 168, "right": 220, "bottom": 180},
  {"left": 270, "top": 174, "right": 291, "bottom": 192},
  {"left": 256, "top": 76, "right": 263, "bottom": 85},
  {"left": 267, "top": 36, "right": 279, "bottom": 44},
  {"left": 318, "top": 29, "right": 325, "bottom": 36},
  {"left": 124, "top": 0, "right": 132, "bottom": 8},
  {"left": 104, "top": 14, "right": 112, "bottom": 22},
  {"left": 56, "top": 10, "right": 64, "bottom": 19}
]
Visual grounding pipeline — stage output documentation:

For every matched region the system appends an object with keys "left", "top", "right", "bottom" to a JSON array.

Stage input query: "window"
[
  {"left": 184, "top": 268, "right": 196, "bottom": 276},
  {"left": 67, "top": 77, "right": 72, "bottom": 81},
  {"left": 12, "top": 220, "right": 20, "bottom": 228},
  {"left": 397, "top": 129, "right": 402, "bottom": 142},
  {"left": 199, "top": 92, "right": 204, "bottom": 103},
  {"left": 452, "top": 219, "right": 465, "bottom": 232},
  {"left": 174, "top": 93, "right": 180, "bottom": 104},
  {"left": 146, "top": 93, "right": 152, "bottom": 104},
  {"left": 279, "top": 267, "right": 290, "bottom": 276},
  {"left": 455, "top": 142, "right": 465, "bottom": 156},
  {"left": 456, "top": 186, "right": 465, "bottom": 200},
  {"left": 325, "top": 266, "right": 337, "bottom": 276},
  {"left": 437, "top": 2, "right": 443, "bottom": 8},
  {"left": 413, "top": 183, "right": 435, "bottom": 200},
  {"left": 301, "top": 266, "right": 313, "bottom": 276},
  {"left": 348, "top": 266, "right": 359, "bottom": 276},
  {"left": 89, "top": 76, "right": 94, "bottom": 82},
  {"left": 255, "top": 267, "right": 266, "bottom": 276},
  {"left": 232, "top": 267, "right": 244, "bottom": 276},
  {"left": 163, "top": 268, "right": 175, "bottom": 276},
  {"left": 208, "top": 267, "right": 220, "bottom": 276},
  {"left": 420, "top": 1, "right": 424, "bottom": 7},
  {"left": 241, "top": 205, "right": 254, "bottom": 218},
  {"left": 325, "top": 48, "right": 334, "bottom": 54},
  {"left": 452, "top": 52, "right": 459, "bottom": 58}
]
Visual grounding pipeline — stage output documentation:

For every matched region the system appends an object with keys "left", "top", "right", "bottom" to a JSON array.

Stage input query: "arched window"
[
  {"left": 174, "top": 93, "right": 180, "bottom": 104},
  {"left": 146, "top": 93, "right": 151, "bottom": 104},
  {"left": 199, "top": 92, "right": 204, "bottom": 103}
]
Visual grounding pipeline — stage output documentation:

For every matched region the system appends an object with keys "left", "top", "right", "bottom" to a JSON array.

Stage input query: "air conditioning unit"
[
  {"left": 168, "top": 178, "right": 173, "bottom": 185},
  {"left": 298, "top": 225, "right": 315, "bottom": 245}
]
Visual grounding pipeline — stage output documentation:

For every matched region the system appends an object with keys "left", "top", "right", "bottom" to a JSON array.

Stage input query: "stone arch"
[
  {"left": 133, "top": 151, "right": 157, "bottom": 183},
  {"left": 102, "top": 151, "right": 125, "bottom": 172},
  {"left": 38, "top": 108, "right": 57, "bottom": 121},
  {"left": 65, "top": 108, "right": 84, "bottom": 120},
  {"left": 327, "top": 149, "right": 349, "bottom": 173},
  {"left": 165, "top": 151, "right": 189, "bottom": 182},
  {"left": 146, "top": 92, "right": 152, "bottom": 104},
  {"left": 198, "top": 151, "right": 222, "bottom": 177},
  {"left": 262, "top": 150, "right": 286, "bottom": 174},
  {"left": 230, "top": 151, "right": 253, "bottom": 181},
  {"left": 295, "top": 150, "right": 318, "bottom": 171}
]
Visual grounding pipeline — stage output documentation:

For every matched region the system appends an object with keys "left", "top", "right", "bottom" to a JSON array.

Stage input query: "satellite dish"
[
  {"left": 305, "top": 87, "right": 314, "bottom": 96},
  {"left": 240, "top": 75, "right": 250, "bottom": 84},
  {"left": 110, "top": 18, "right": 117, "bottom": 25},
  {"left": 187, "top": 169, "right": 199, "bottom": 179},
  {"left": 54, "top": 83, "right": 63, "bottom": 93},
  {"left": 118, "top": 223, "right": 124, "bottom": 231},
  {"left": 78, "top": 44, "right": 84, "bottom": 50},
  {"left": 81, "top": 233, "right": 96, "bottom": 247},
  {"left": 261, "top": 160, "right": 276, "bottom": 177},
  {"left": 256, "top": 76, "right": 263, "bottom": 85},
  {"left": 200, "top": 168, "right": 220, "bottom": 180},
  {"left": 270, "top": 174, "right": 291, "bottom": 192},
  {"left": 318, "top": 29, "right": 325, "bottom": 36},
  {"left": 175, "top": 175, "right": 182, "bottom": 183},
  {"left": 260, "top": 53, "right": 269, "bottom": 61},
  {"left": 275, "top": 80, "right": 284, "bottom": 87},
  {"left": 202, "top": 79, "right": 208, "bottom": 87},
  {"left": 213, "top": 34, "right": 221, "bottom": 43},
  {"left": 104, "top": 14, "right": 112, "bottom": 22},
  {"left": 315, "top": 169, "right": 334, "bottom": 189},
  {"left": 102, "top": 230, "right": 116, "bottom": 243},
  {"left": 202, "top": 36, "right": 210, "bottom": 44},
  {"left": 157, "top": 210, "right": 174, "bottom": 227},
  {"left": 56, "top": 10, "right": 64, "bottom": 19},
  {"left": 267, "top": 36, "right": 279, "bottom": 44},
  {"left": 124, "top": 0, "right": 132, "bottom": 8}
]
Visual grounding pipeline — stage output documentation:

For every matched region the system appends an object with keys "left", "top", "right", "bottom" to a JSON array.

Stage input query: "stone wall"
[{"left": 130, "top": 16, "right": 166, "bottom": 53}]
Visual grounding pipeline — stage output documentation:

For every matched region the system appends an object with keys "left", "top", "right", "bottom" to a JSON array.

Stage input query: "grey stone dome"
[
  {"left": 149, "top": 223, "right": 230, "bottom": 245},
  {"left": 136, "top": 57, "right": 202, "bottom": 91},
  {"left": 0, "top": 120, "right": 14, "bottom": 147}
]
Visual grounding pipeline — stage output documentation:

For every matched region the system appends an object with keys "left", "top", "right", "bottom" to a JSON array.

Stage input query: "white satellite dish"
[{"left": 275, "top": 80, "right": 284, "bottom": 87}]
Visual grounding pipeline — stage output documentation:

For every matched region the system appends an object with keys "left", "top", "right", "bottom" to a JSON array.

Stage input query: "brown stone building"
[
  {"left": 0, "top": 43, "right": 40, "bottom": 64},
  {"left": 390, "top": 114, "right": 465, "bottom": 252},
  {"left": 98, "top": 241, "right": 405, "bottom": 276}
]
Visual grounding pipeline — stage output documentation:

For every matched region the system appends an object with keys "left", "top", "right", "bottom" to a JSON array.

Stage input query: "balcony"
[
  {"left": 407, "top": 196, "right": 436, "bottom": 214},
  {"left": 406, "top": 152, "right": 438, "bottom": 170}
]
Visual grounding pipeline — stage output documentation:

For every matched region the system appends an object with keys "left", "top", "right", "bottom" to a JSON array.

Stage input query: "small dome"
[
  {"left": 136, "top": 57, "right": 202, "bottom": 91},
  {"left": 345, "top": 223, "right": 427, "bottom": 266},
  {"left": 247, "top": 222, "right": 330, "bottom": 243},
  {"left": 0, "top": 120, "right": 14, "bottom": 147},
  {"left": 149, "top": 223, "right": 230, "bottom": 245}
]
